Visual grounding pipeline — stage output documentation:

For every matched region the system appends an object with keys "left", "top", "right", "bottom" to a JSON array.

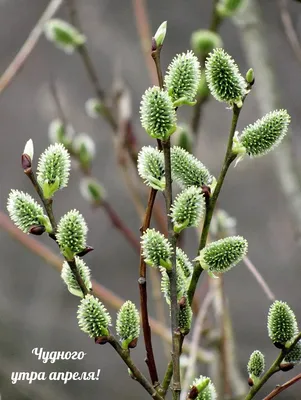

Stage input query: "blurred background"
[{"left": 0, "top": 0, "right": 301, "bottom": 398}]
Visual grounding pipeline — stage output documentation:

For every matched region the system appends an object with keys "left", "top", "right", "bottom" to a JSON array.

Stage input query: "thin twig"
[
  {"left": 244, "top": 332, "right": 301, "bottom": 400},
  {"left": 162, "top": 139, "right": 181, "bottom": 400},
  {"left": 188, "top": 105, "right": 241, "bottom": 304},
  {"left": 66, "top": 0, "right": 117, "bottom": 131},
  {"left": 139, "top": 188, "right": 159, "bottom": 384},
  {"left": 24, "top": 167, "right": 89, "bottom": 296},
  {"left": 132, "top": 0, "right": 158, "bottom": 85},
  {"left": 263, "top": 372, "right": 301, "bottom": 400},
  {"left": 243, "top": 256, "right": 276, "bottom": 301},
  {"left": 278, "top": 0, "right": 301, "bottom": 66},
  {"left": 180, "top": 289, "right": 215, "bottom": 400},
  {"left": 108, "top": 336, "right": 164, "bottom": 400},
  {"left": 50, "top": 80, "right": 141, "bottom": 253},
  {"left": 0, "top": 211, "right": 212, "bottom": 363},
  {"left": 102, "top": 200, "right": 140, "bottom": 253},
  {"left": 0, "top": 0, "right": 63, "bottom": 94}
]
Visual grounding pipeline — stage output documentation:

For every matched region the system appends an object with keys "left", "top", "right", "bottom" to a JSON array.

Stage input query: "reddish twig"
[
  {"left": 139, "top": 188, "right": 159, "bottom": 384},
  {"left": 66, "top": 0, "right": 117, "bottom": 131},
  {"left": 279, "top": 0, "right": 301, "bottom": 66},
  {"left": 102, "top": 200, "right": 140, "bottom": 253},
  {"left": 263, "top": 372, "right": 301, "bottom": 400},
  {"left": 0, "top": 0, "right": 63, "bottom": 94},
  {"left": 132, "top": 0, "right": 158, "bottom": 85},
  {"left": 243, "top": 256, "right": 276, "bottom": 302}
]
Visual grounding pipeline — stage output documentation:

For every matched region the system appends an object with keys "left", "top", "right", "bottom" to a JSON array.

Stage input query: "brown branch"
[
  {"left": 0, "top": 0, "right": 63, "bottom": 94},
  {"left": 278, "top": 0, "right": 301, "bottom": 66},
  {"left": 139, "top": 188, "right": 159, "bottom": 384},
  {"left": 132, "top": 0, "right": 158, "bottom": 85},
  {"left": 102, "top": 200, "right": 140, "bottom": 253},
  {"left": 263, "top": 372, "right": 301, "bottom": 400},
  {"left": 66, "top": 0, "right": 117, "bottom": 131},
  {"left": 243, "top": 256, "right": 276, "bottom": 302}
]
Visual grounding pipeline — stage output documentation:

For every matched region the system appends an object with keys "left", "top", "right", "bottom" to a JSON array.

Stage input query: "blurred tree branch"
[{"left": 0, "top": 0, "right": 63, "bottom": 94}]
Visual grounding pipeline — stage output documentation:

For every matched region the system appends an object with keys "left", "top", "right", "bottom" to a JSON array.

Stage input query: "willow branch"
[
  {"left": 108, "top": 336, "right": 163, "bottom": 400},
  {"left": 132, "top": 0, "right": 157, "bottom": 84},
  {"left": 243, "top": 256, "right": 276, "bottom": 301},
  {"left": 188, "top": 105, "right": 241, "bottom": 304},
  {"left": 24, "top": 167, "right": 89, "bottom": 296},
  {"left": 139, "top": 189, "right": 159, "bottom": 384},
  {"left": 180, "top": 289, "right": 215, "bottom": 400},
  {"left": 162, "top": 139, "right": 181, "bottom": 400},
  {"left": 263, "top": 372, "right": 301, "bottom": 400},
  {"left": 244, "top": 332, "right": 301, "bottom": 400},
  {"left": 0, "top": 0, "right": 63, "bottom": 94},
  {"left": 278, "top": 0, "right": 301, "bottom": 66},
  {"left": 66, "top": 0, "right": 117, "bottom": 131}
]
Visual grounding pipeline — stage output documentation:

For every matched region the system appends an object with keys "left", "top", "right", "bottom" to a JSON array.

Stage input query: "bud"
[
  {"left": 153, "top": 21, "right": 167, "bottom": 48},
  {"left": 267, "top": 301, "right": 298, "bottom": 346},
  {"left": 234, "top": 110, "right": 291, "bottom": 158},
  {"left": 116, "top": 300, "right": 140, "bottom": 349},
  {"left": 23, "top": 139, "right": 34, "bottom": 165},
  {"left": 80, "top": 177, "right": 106, "bottom": 204},
  {"left": 179, "top": 298, "right": 192, "bottom": 335},
  {"left": 171, "top": 146, "right": 212, "bottom": 189},
  {"left": 191, "top": 30, "right": 222, "bottom": 56},
  {"left": 246, "top": 68, "right": 255, "bottom": 85},
  {"left": 196, "top": 236, "right": 248, "bottom": 276},
  {"left": 7, "top": 190, "right": 51, "bottom": 234},
  {"left": 176, "top": 247, "right": 193, "bottom": 278},
  {"left": 160, "top": 264, "right": 187, "bottom": 304},
  {"left": 137, "top": 146, "right": 165, "bottom": 191},
  {"left": 170, "top": 186, "right": 205, "bottom": 233},
  {"left": 56, "top": 209, "right": 88, "bottom": 259},
  {"left": 247, "top": 350, "right": 265, "bottom": 384},
  {"left": 205, "top": 48, "right": 247, "bottom": 106},
  {"left": 37, "top": 143, "right": 71, "bottom": 199},
  {"left": 85, "top": 98, "right": 103, "bottom": 119},
  {"left": 189, "top": 376, "right": 217, "bottom": 400},
  {"left": 29, "top": 224, "right": 46, "bottom": 235},
  {"left": 140, "top": 86, "right": 177, "bottom": 140},
  {"left": 73, "top": 133, "right": 96, "bottom": 167},
  {"left": 77, "top": 294, "right": 111, "bottom": 338},
  {"left": 44, "top": 19, "right": 86, "bottom": 54},
  {"left": 165, "top": 51, "right": 201, "bottom": 107},
  {"left": 48, "top": 119, "right": 74, "bottom": 146},
  {"left": 284, "top": 339, "right": 301, "bottom": 364},
  {"left": 172, "top": 124, "right": 193, "bottom": 154},
  {"left": 141, "top": 228, "right": 172, "bottom": 269},
  {"left": 217, "top": 0, "right": 246, "bottom": 17},
  {"left": 61, "top": 256, "right": 92, "bottom": 298}
]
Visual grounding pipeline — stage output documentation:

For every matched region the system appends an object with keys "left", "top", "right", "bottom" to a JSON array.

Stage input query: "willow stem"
[
  {"left": 108, "top": 336, "right": 164, "bottom": 400},
  {"left": 244, "top": 332, "right": 301, "bottom": 400},
  {"left": 188, "top": 105, "right": 241, "bottom": 304},
  {"left": 162, "top": 138, "right": 181, "bottom": 400}
]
